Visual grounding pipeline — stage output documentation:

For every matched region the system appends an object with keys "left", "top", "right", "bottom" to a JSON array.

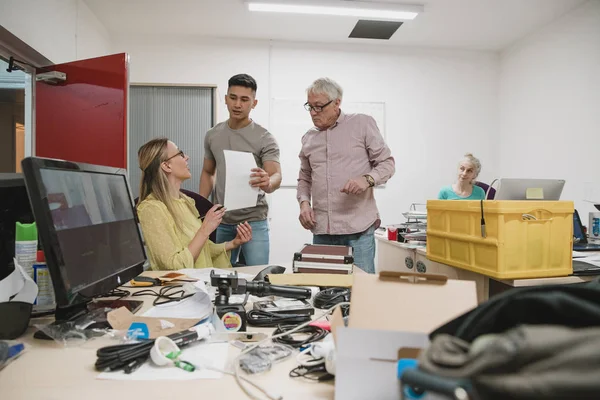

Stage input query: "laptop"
[
  {"left": 573, "top": 209, "right": 600, "bottom": 251},
  {"left": 494, "top": 178, "right": 565, "bottom": 200}
]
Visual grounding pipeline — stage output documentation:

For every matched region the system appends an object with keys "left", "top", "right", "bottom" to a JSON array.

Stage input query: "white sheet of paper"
[
  {"left": 176, "top": 268, "right": 253, "bottom": 282},
  {"left": 0, "top": 263, "right": 25, "bottom": 302},
  {"left": 143, "top": 290, "right": 213, "bottom": 320},
  {"left": 10, "top": 257, "right": 38, "bottom": 303},
  {"left": 223, "top": 150, "right": 259, "bottom": 211},
  {"left": 573, "top": 251, "right": 590, "bottom": 258},
  {"left": 577, "top": 254, "right": 600, "bottom": 268},
  {"left": 174, "top": 268, "right": 257, "bottom": 304},
  {"left": 97, "top": 342, "right": 229, "bottom": 381}
]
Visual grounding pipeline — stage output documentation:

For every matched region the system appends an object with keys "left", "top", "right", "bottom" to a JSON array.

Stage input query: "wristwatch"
[{"left": 363, "top": 174, "right": 375, "bottom": 187}]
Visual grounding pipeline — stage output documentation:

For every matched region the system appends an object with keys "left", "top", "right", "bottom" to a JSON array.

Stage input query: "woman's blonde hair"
[
  {"left": 137, "top": 138, "right": 183, "bottom": 232},
  {"left": 461, "top": 153, "right": 482, "bottom": 183}
]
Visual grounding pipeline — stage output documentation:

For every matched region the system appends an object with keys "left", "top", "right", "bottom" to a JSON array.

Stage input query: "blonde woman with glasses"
[{"left": 137, "top": 138, "right": 252, "bottom": 270}]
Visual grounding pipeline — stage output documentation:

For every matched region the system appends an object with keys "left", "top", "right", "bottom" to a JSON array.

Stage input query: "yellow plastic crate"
[{"left": 426, "top": 200, "right": 574, "bottom": 279}]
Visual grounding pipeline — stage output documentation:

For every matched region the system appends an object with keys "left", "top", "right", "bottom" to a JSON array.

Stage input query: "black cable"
[
  {"left": 131, "top": 285, "right": 193, "bottom": 306},
  {"left": 95, "top": 340, "right": 154, "bottom": 372},
  {"left": 94, "top": 288, "right": 130, "bottom": 300},
  {"left": 313, "top": 287, "right": 351, "bottom": 316},
  {"left": 246, "top": 309, "right": 311, "bottom": 327},
  {"left": 96, "top": 326, "right": 210, "bottom": 373},
  {"left": 272, "top": 324, "right": 328, "bottom": 348},
  {"left": 480, "top": 199, "right": 487, "bottom": 238},
  {"left": 289, "top": 364, "right": 334, "bottom": 381}
]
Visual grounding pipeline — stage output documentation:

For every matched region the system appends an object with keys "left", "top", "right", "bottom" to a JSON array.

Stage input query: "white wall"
[
  {"left": 498, "top": 0, "right": 600, "bottom": 220},
  {"left": 114, "top": 36, "right": 500, "bottom": 264},
  {"left": 0, "top": 0, "right": 111, "bottom": 63}
]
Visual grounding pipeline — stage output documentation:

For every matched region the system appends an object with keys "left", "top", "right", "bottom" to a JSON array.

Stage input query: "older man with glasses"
[{"left": 296, "top": 77, "right": 395, "bottom": 274}]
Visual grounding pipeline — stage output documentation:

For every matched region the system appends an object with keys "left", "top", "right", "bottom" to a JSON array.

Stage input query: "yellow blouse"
[{"left": 137, "top": 193, "right": 231, "bottom": 271}]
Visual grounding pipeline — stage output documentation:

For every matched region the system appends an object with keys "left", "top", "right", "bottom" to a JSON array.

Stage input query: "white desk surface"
[
  {"left": 377, "top": 236, "right": 599, "bottom": 287},
  {"left": 375, "top": 235, "right": 425, "bottom": 251},
  {"left": 1, "top": 264, "right": 335, "bottom": 400}
]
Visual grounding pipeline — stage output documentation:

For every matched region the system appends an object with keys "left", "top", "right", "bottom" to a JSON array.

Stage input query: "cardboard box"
[{"left": 334, "top": 271, "right": 477, "bottom": 400}]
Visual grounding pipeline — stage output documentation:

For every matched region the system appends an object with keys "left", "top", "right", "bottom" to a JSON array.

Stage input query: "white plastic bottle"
[{"left": 14, "top": 222, "right": 37, "bottom": 278}]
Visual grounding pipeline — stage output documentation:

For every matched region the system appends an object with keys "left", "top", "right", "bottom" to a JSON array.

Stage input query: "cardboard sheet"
[
  {"left": 334, "top": 271, "right": 478, "bottom": 400},
  {"left": 268, "top": 273, "right": 354, "bottom": 288},
  {"left": 107, "top": 307, "right": 201, "bottom": 339}
]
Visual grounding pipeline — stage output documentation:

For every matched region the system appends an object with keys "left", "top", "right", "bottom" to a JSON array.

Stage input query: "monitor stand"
[{"left": 33, "top": 298, "right": 143, "bottom": 341}]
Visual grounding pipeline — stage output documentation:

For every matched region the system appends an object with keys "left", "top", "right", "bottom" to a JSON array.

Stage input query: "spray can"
[
  {"left": 15, "top": 222, "right": 37, "bottom": 278},
  {"left": 32, "top": 250, "right": 55, "bottom": 312}
]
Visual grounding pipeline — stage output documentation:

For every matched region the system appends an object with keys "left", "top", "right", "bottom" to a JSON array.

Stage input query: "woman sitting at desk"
[
  {"left": 137, "top": 138, "right": 252, "bottom": 270},
  {"left": 438, "top": 153, "right": 486, "bottom": 200}
]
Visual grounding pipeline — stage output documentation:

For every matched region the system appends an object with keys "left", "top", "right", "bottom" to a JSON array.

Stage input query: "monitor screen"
[
  {"left": 574, "top": 210, "right": 585, "bottom": 242},
  {"left": 0, "top": 174, "right": 35, "bottom": 281},
  {"left": 21, "top": 157, "right": 146, "bottom": 309}
]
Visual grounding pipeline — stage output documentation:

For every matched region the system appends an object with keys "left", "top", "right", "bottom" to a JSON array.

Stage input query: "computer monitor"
[
  {"left": 0, "top": 174, "right": 35, "bottom": 281},
  {"left": 494, "top": 179, "right": 565, "bottom": 201},
  {"left": 21, "top": 157, "right": 146, "bottom": 320}
]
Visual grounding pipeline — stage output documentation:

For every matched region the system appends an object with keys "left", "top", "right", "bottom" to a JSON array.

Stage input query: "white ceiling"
[{"left": 84, "top": 0, "right": 587, "bottom": 50}]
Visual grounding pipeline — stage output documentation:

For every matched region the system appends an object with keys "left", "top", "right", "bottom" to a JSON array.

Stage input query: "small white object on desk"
[{"left": 0, "top": 258, "right": 38, "bottom": 303}]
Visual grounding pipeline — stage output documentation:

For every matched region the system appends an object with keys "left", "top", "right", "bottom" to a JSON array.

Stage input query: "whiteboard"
[{"left": 269, "top": 98, "right": 386, "bottom": 187}]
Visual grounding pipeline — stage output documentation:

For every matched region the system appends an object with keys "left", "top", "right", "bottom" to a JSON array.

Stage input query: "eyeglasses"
[
  {"left": 164, "top": 150, "right": 185, "bottom": 162},
  {"left": 304, "top": 100, "right": 333, "bottom": 113}
]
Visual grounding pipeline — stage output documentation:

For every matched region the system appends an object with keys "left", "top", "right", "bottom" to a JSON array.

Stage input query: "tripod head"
[{"left": 209, "top": 270, "right": 311, "bottom": 306}]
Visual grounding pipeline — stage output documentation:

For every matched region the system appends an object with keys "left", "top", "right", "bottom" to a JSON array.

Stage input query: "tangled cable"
[
  {"left": 271, "top": 324, "right": 328, "bottom": 348},
  {"left": 246, "top": 309, "right": 311, "bottom": 327},
  {"left": 313, "top": 287, "right": 351, "bottom": 316},
  {"left": 131, "top": 285, "right": 193, "bottom": 306}
]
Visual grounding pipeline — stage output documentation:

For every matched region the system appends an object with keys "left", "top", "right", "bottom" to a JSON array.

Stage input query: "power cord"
[
  {"left": 246, "top": 309, "right": 311, "bottom": 327},
  {"left": 480, "top": 199, "right": 486, "bottom": 238},
  {"left": 95, "top": 340, "right": 153, "bottom": 373},
  {"left": 232, "top": 302, "right": 350, "bottom": 400},
  {"left": 289, "top": 364, "right": 334, "bottom": 381},
  {"left": 313, "top": 287, "right": 351, "bottom": 316},
  {"left": 485, "top": 178, "right": 499, "bottom": 200},
  {"left": 295, "top": 347, "right": 325, "bottom": 367},
  {"left": 271, "top": 325, "right": 328, "bottom": 348},
  {"left": 131, "top": 285, "right": 193, "bottom": 306},
  {"left": 94, "top": 288, "right": 130, "bottom": 300}
]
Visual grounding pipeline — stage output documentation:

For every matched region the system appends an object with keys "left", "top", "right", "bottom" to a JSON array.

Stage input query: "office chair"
[
  {"left": 475, "top": 181, "right": 496, "bottom": 199},
  {"left": 181, "top": 189, "right": 245, "bottom": 266},
  {"left": 134, "top": 189, "right": 217, "bottom": 242}
]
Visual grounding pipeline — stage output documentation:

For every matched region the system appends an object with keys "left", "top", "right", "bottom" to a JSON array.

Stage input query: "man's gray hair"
[{"left": 307, "top": 77, "right": 343, "bottom": 101}]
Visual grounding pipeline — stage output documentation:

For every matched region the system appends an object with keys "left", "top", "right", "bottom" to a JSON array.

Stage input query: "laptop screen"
[{"left": 574, "top": 210, "right": 586, "bottom": 242}]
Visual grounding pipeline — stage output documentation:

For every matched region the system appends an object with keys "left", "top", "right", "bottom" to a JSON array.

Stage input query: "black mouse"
[{"left": 253, "top": 265, "right": 286, "bottom": 282}]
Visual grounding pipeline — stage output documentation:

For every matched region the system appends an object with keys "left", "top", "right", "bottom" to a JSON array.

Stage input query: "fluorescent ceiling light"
[{"left": 246, "top": 1, "right": 423, "bottom": 21}]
